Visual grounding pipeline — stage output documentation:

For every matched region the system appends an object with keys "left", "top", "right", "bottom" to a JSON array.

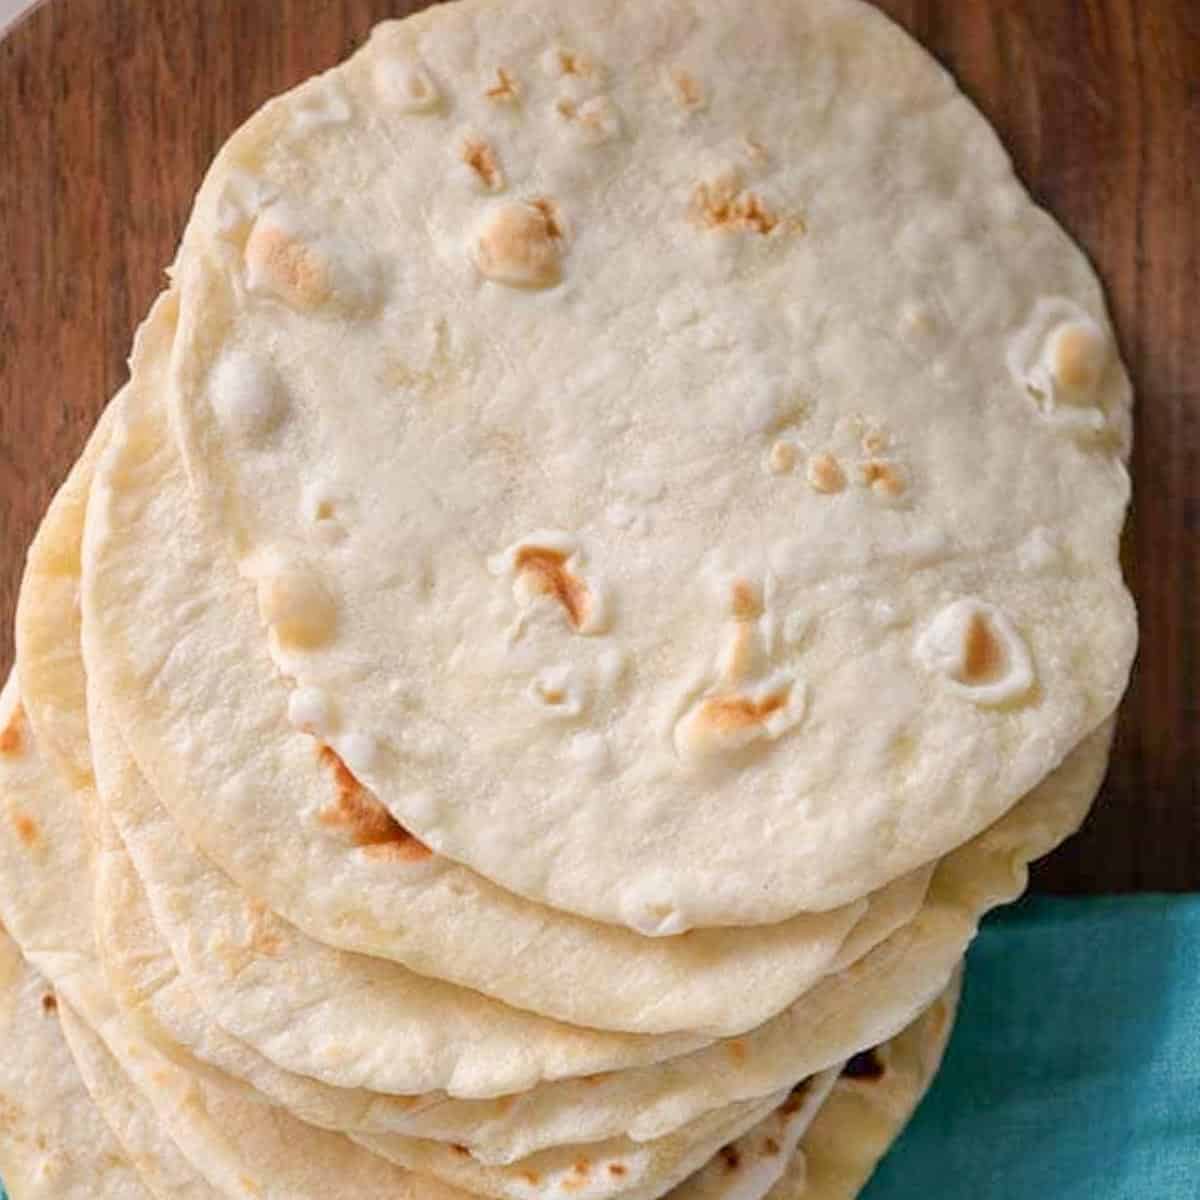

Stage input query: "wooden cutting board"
[{"left": 1, "top": 0, "right": 1195, "bottom": 893}]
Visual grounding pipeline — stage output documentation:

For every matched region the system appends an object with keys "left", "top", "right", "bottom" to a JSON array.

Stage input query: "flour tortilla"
[
  {"left": 161, "top": 0, "right": 1134, "bottom": 934},
  {"left": 79, "top": 296, "right": 939, "bottom": 1043},
  {"left": 0, "top": 919, "right": 151, "bottom": 1199}
]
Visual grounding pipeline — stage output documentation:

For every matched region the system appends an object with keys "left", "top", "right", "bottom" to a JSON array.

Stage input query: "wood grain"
[{"left": 0, "top": 0, "right": 1195, "bottom": 892}]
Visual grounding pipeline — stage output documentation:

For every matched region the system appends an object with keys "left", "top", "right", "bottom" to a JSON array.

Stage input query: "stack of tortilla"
[{"left": 0, "top": 0, "right": 1136, "bottom": 1196}]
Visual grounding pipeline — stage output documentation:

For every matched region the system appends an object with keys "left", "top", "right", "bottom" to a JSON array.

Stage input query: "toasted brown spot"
[
  {"left": 669, "top": 67, "right": 705, "bottom": 110},
  {"left": 0, "top": 703, "right": 24, "bottom": 756},
  {"left": 362, "top": 837, "right": 434, "bottom": 863},
  {"left": 729, "top": 581, "right": 762, "bottom": 621},
  {"left": 763, "top": 1137, "right": 781, "bottom": 1156},
  {"left": 860, "top": 460, "right": 906, "bottom": 498},
  {"left": 695, "top": 691, "right": 788, "bottom": 735},
  {"left": 807, "top": 452, "right": 846, "bottom": 494},
  {"left": 476, "top": 201, "right": 565, "bottom": 288},
  {"left": 726, "top": 1039, "right": 748, "bottom": 1064},
  {"left": 11, "top": 812, "right": 38, "bottom": 848},
  {"left": 554, "top": 49, "right": 596, "bottom": 78},
  {"left": 515, "top": 547, "right": 589, "bottom": 628},
  {"left": 961, "top": 613, "right": 1006, "bottom": 684},
  {"left": 1051, "top": 323, "right": 1106, "bottom": 392},
  {"left": 317, "top": 746, "right": 431, "bottom": 860},
  {"left": 41, "top": 992, "right": 57, "bottom": 1014},
  {"left": 462, "top": 137, "right": 504, "bottom": 191},
  {"left": 244, "top": 225, "right": 330, "bottom": 308},
  {"left": 572, "top": 1159, "right": 591, "bottom": 1177},
  {"left": 485, "top": 67, "right": 521, "bottom": 103},
  {"left": 842, "top": 1048, "right": 886, "bottom": 1081},
  {"left": 451, "top": 1144, "right": 470, "bottom": 1158},
  {"left": 581, "top": 1073, "right": 608, "bottom": 1086},
  {"left": 519, "top": 1170, "right": 541, "bottom": 1186},
  {"left": 690, "top": 174, "right": 778, "bottom": 235},
  {"left": 608, "top": 1165, "right": 628, "bottom": 1179},
  {"left": 529, "top": 197, "right": 565, "bottom": 240},
  {"left": 718, "top": 1145, "right": 741, "bottom": 1172}
]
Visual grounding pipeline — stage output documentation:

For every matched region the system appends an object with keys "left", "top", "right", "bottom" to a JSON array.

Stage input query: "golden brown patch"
[
  {"left": 529, "top": 197, "right": 565, "bottom": 240},
  {"left": 11, "top": 811, "right": 39, "bottom": 848},
  {"left": 317, "top": 746, "right": 432, "bottom": 860},
  {"left": 694, "top": 691, "right": 788, "bottom": 735},
  {"left": 807, "top": 452, "right": 846, "bottom": 494},
  {"left": 514, "top": 546, "right": 589, "bottom": 628},
  {"left": 763, "top": 1137, "right": 781, "bottom": 1155},
  {"left": 580, "top": 1073, "right": 608, "bottom": 1086},
  {"left": 362, "top": 837, "right": 434, "bottom": 863},
  {"left": 729, "top": 581, "right": 762, "bottom": 621},
  {"left": 462, "top": 137, "right": 504, "bottom": 191},
  {"left": 244, "top": 225, "right": 330, "bottom": 308},
  {"left": 859, "top": 460, "right": 906, "bottom": 498},
  {"left": 669, "top": 67, "right": 705, "bottom": 110},
  {"left": 718, "top": 1145, "right": 741, "bottom": 1171},
  {"left": 239, "top": 1176, "right": 264, "bottom": 1197},
  {"left": 0, "top": 703, "right": 25, "bottom": 756},
  {"left": 519, "top": 1169, "right": 542, "bottom": 1186},
  {"left": 40, "top": 992, "right": 57, "bottom": 1014},
  {"left": 451, "top": 1144, "right": 471, "bottom": 1158},
  {"left": 961, "top": 613, "right": 1005, "bottom": 684},
  {"left": 572, "top": 1159, "right": 591, "bottom": 1177},
  {"left": 485, "top": 67, "right": 521, "bottom": 103},
  {"left": 476, "top": 201, "right": 565, "bottom": 288},
  {"left": 690, "top": 175, "right": 778, "bottom": 235},
  {"left": 554, "top": 49, "right": 596, "bottom": 78},
  {"left": 726, "top": 1039, "right": 748, "bottom": 1064},
  {"left": 608, "top": 1165, "right": 628, "bottom": 1179}
]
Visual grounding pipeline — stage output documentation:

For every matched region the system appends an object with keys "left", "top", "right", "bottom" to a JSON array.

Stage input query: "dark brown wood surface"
[{"left": 1, "top": 0, "right": 1196, "bottom": 892}]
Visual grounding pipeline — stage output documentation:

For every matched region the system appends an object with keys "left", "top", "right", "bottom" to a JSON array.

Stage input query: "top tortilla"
[{"left": 160, "top": 0, "right": 1134, "bottom": 929}]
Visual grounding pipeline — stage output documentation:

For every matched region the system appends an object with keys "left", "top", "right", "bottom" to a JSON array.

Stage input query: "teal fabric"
[
  {"left": 865, "top": 895, "right": 1200, "bottom": 1199},
  {"left": 2, "top": 896, "right": 1196, "bottom": 1200}
]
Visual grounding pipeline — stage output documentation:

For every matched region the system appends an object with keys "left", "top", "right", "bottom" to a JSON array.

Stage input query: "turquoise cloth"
[
  {"left": 866, "top": 895, "right": 1200, "bottom": 1199},
  {"left": 2, "top": 896, "right": 1196, "bottom": 1200}
]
